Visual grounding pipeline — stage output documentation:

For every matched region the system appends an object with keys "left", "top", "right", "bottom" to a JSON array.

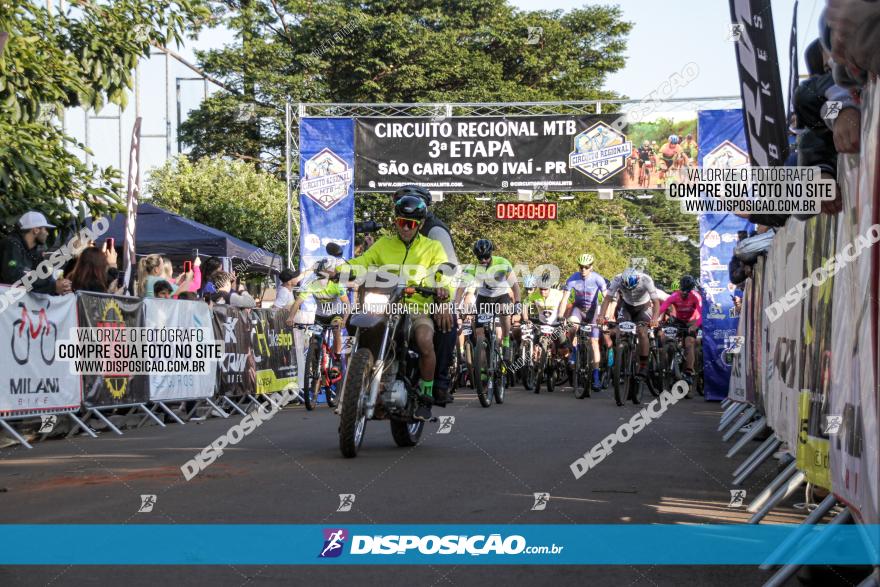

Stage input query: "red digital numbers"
[{"left": 494, "top": 202, "right": 558, "bottom": 220}]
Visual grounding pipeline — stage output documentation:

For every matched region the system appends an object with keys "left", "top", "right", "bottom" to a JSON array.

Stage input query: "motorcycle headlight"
[{"left": 363, "top": 292, "right": 391, "bottom": 314}]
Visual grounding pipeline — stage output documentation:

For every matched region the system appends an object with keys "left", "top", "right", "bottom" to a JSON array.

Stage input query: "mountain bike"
[
  {"left": 571, "top": 319, "right": 594, "bottom": 399},
  {"left": 468, "top": 309, "right": 506, "bottom": 407},
  {"left": 301, "top": 320, "right": 345, "bottom": 410},
  {"left": 608, "top": 320, "right": 649, "bottom": 406}
]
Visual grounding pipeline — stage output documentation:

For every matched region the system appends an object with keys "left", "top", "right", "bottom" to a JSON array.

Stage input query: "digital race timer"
[{"left": 494, "top": 202, "right": 558, "bottom": 220}]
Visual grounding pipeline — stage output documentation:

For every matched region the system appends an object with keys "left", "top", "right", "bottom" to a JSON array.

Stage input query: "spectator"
[
  {"left": 728, "top": 231, "right": 752, "bottom": 287},
  {"left": 176, "top": 291, "right": 199, "bottom": 301},
  {"left": 0, "top": 211, "right": 71, "bottom": 295},
  {"left": 67, "top": 246, "right": 124, "bottom": 294},
  {"left": 273, "top": 268, "right": 298, "bottom": 309},
  {"left": 153, "top": 280, "right": 174, "bottom": 299},
  {"left": 136, "top": 254, "right": 163, "bottom": 297},
  {"left": 208, "top": 271, "right": 234, "bottom": 305},
  {"left": 139, "top": 254, "right": 194, "bottom": 298},
  {"left": 825, "top": 0, "right": 880, "bottom": 76},
  {"left": 199, "top": 257, "right": 223, "bottom": 296}
]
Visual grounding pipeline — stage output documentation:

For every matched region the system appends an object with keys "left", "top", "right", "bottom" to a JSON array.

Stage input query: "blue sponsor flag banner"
[
  {"left": 299, "top": 118, "right": 356, "bottom": 270},
  {"left": 1, "top": 524, "right": 878, "bottom": 565},
  {"left": 697, "top": 109, "right": 752, "bottom": 400}
]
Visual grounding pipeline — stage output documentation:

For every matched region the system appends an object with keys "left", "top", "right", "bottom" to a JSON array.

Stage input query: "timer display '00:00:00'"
[{"left": 495, "top": 202, "right": 558, "bottom": 220}]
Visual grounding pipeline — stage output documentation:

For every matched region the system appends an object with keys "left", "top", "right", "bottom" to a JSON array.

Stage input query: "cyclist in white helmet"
[{"left": 598, "top": 267, "right": 660, "bottom": 379}]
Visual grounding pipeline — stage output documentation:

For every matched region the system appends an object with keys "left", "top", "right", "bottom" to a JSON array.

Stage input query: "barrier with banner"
[
  {"left": 212, "top": 304, "right": 255, "bottom": 398},
  {"left": 0, "top": 289, "right": 81, "bottom": 416},
  {"left": 144, "top": 298, "right": 217, "bottom": 401},
  {"left": 78, "top": 293, "right": 149, "bottom": 408},
  {"left": 794, "top": 214, "right": 835, "bottom": 490},
  {"left": 829, "top": 79, "right": 880, "bottom": 524},
  {"left": 251, "top": 308, "right": 296, "bottom": 394},
  {"left": 760, "top": 220, "right": 804, "bottom": 457}
]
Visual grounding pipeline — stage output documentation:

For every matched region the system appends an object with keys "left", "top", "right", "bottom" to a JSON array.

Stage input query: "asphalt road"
[{"left": 0, "top": 383, "right": 825, "bottom": 586}]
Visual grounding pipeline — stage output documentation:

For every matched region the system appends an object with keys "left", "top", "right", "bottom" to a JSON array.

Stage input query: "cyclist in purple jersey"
[{"left": 562, "top": 253, "right": 607, "bottom": 390}]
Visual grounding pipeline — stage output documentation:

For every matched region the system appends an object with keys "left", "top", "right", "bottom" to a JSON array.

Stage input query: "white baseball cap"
[{"left": 18, "top": 211, "right": 55, "bottom": 230}]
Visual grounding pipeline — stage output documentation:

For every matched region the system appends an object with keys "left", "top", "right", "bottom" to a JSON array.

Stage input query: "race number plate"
[
  {"left": 309, "top": 324, "right": 324, "bottom": 335},
  {"left": 540, "top": 325, "right": 556, "bottom": 335},
  {"left": 618, "top": 321, "right": 637, "bottom": 334},
  {"left": 460, "top": 326, "right": 473, "bottom": 336},
  {"left": 477, "top": 313, "right": 493, "bottom": 324},
  {"left": 663, "top": 326, "right": 680, "bottom": 337}
]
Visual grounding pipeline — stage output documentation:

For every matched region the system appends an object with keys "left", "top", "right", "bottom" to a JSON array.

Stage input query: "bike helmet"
[
  {"left": 621, "top": 268, "right": 640, "bottom": 290},
  {"left": 392, "top": 184, "right": 432, "bottom": 207},
  {"left": 577, "top": 253, "right": 594, "bottom": 267},
  {"left": 473, "top": 239, "right": 494, "bottom": 259},
  {"left": 679, "top": 274, "right": 696, "bottom": 293},
  {"left": 669, "top": 134, "right": 680, "bottom": 145},
  {"left": 394, "top": 195, "right": 428, "bottom": 221},
  {"left": 642, "top": 140, "right": 650, "bottom": 147},
  {"left": 523, "top": 275, "right": 538, "bottom": 289}
]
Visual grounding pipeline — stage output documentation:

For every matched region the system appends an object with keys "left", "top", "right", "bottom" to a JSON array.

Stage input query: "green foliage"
[
  {"left": 0, "top": 0, "right": 209, "bottom": 230},
  {"left": 629, "top": 118, "right": 697, "bottom": 149},
  {"left": 148, "top": 155, "right": 291, "bottom": 255},
  {"left": 180, "top": 0, "right": 632, "bottom": 170}
]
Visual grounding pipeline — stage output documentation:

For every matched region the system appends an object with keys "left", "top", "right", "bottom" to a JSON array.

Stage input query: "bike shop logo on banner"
[
  {"left": 568, "top": 122, "right": 632, "bottom": 183},
  {"left": 1, "top": 290, "right": 80, "bottom": 416},
  {"left": 301, "top": 148, "right": 354, "bottom": 211},
  {"left": 702, "top": 140, "right": 749, "bottom": 169}
]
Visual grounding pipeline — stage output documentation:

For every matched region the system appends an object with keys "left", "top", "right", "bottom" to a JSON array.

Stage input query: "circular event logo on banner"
[
  {"left": 301, "top": 148, "right": 354, "bottom": 211},
  {"left": 704, "top": 230, "right": 721, "bottom": 248},
  {"left": 568, "top": 122, "right": 633, "bottom": 183}
]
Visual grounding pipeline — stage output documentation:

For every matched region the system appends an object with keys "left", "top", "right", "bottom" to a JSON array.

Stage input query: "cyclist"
[
  {"left": 598, "top": 267, "right": 660, "bottom": 379},
  {"left": 285, "top": 267, "right": 351, "bottom": 356},
  {"left": 658, "top": 134, "right": 682, "bottom": 179},
  {"left": 522, "top": 279, "right": 567, "bottom": 362},
  {"left": 658, "top": 275, "right": 703, "bottom": 386},
  {"left": 391, "top": 185, "right": 459, "bottom": 407},
  {"left": 681, "top": 133, "right": 698, "bottom": 163},
  {"left": 331, "top": 195, "right": 452, "bottom": 421},
  {"left": 563, "top": 253, "right": 607, "bottom": 391},
  {"left": 461, "top": 239, "right": 521, "bottom": 361}
]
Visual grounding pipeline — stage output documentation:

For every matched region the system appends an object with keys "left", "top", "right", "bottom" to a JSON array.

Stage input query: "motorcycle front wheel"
[{"left": 339, "top": 348, "right": 373, "bottom": 458}]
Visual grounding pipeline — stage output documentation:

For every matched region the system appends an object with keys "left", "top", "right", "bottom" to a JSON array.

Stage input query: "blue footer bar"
[{"left": 1, "top": 524, "right": 878, "bottom": 565}]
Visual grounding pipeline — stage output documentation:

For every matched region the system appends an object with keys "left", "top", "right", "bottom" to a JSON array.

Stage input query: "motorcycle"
[{"left": 337, "top": 278, "right": 444, "bottom": 458}]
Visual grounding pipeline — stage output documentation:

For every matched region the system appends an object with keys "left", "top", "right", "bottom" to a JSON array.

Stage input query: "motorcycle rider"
[
  {"left": 390, "top": 185, "right": 459, "bottom": 407},
  {"left": 563, "top": 253, "right": 607, "bottom": 391},
  {"left": 598, "top": 267, "right": 660, "bottom": 380},
  {"left": 331, "top": 195, "right": 452, "bottom": 421}
]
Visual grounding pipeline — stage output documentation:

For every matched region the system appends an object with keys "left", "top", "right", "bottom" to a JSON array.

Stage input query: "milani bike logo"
[{"left": 318, "top": 528, "right": 348, "bottom": 558}]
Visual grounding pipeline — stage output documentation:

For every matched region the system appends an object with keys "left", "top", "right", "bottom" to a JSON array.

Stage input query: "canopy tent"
[{"left": 99, "top": 203, "right": 282, "bottom": 273}]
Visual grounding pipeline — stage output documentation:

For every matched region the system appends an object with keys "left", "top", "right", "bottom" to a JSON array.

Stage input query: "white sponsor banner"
[
  {"left": 830, "top": 79, "right": 880, "bottom": 524},
  {"left": 761, "top": 221, "right": 804, "bottom": 456},
  {"left": 0, "top": 289, "right": 80, "bottom": 415},
  {"left": 728, "top": 277, "right": 748, "bottom": 403},
  {"left": 144, "top": 298, "right": 216, "bottom": 400}
]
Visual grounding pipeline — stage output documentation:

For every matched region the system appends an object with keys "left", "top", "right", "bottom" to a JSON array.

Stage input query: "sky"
[{"left": 71, "top": 0, "right": 820, "bottom": 181}]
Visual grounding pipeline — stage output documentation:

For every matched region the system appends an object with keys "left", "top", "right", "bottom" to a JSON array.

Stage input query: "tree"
[
  {"left": 0, "top": 0, "right": 208, "bottom": 232},
  {"left": 180, "top": 0, "right": 632, "bottom": 171},
  {"left": 148, "top": 155, "right": 291, "bottom": 256}
]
